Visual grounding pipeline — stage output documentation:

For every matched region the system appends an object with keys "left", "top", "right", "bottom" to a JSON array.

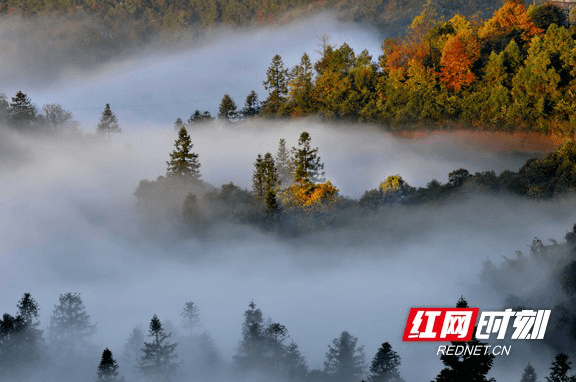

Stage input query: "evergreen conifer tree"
[
  {"left": 253, "top": 153, "right": 280, "bottom": 198},
  {"left": 276, "top": 138, "right": 293, "bottom": 187},
  {"left": 166, "top": 126, "right": 201, "bottom": 180},
  {"left": 288, "top": 52, "right": 315, "bottom": 116},
  {"left": 291, "top": 131, "right": 325, "bottom": 184},
  {"left": 97, "top": 104, "right": 120, "bottom": 135},
  {"left": 97, "top": 348, "right": 123, "bottom": 382},
  {"left": 521, "top": 363, "right": 538, "bottom": 382},
  {"left": 218, "top": 93, "right": 237, "bottom": 120},
  {"left": 283, "top": 341, "right": 308, "bottom": 381},
  {"left": 0, "top": 293, "right": 44, "bottom": 379},
  {"left": 122, "top": 326, "right": 145, "bottom": 371},
  {"left": 138, "top": 314, "right": 178, "bottom": 381},
  {"left": 234, "top": 301, "right": 267, "bottom": 372},
  {"left": 433, "top": 297, "right": 495, "bottom": 382},
  {"left": 9, "top": 91, "right": 36, "bottom": 130},
  {"left": 262, "top": 54, "right": 289, "bottom": 115},
  {"left": 546, "top": 353, "right": 576, "bottom": 382},
  {"left": 181, "top": 301, "right": 200, "bottom": 335},
  {"left": 367, "top": 342, "right": 404, "bottom": 382},
  {"left": 242, "top": 90, "right": 261, "bottom": 117},
  {"left": 324, "top": 331, "right": 366, "bottom": 382},
  {"left": 49, "top": 292, "right": 96, "bottom": 356},
  {"left": 174, "top": 118, "right": 184, "bottom": 130}
]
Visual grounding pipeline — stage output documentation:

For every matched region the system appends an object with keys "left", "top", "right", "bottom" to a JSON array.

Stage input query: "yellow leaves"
[
  {"left": 478, "top": 1, "right": 542, "bottom": 40},
  {"left": 280, "top": 181, "right": 339, "bottom": 209}
]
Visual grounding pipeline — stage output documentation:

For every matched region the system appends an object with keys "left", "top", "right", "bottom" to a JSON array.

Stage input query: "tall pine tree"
[
  {"left": 276, "top": 138, "right": 293, "bottom": 187},
  {"left": 8, "top": 91, "right": 36, "bottom": 130},
  {"left": 97, "top": 104, "right": 120, "bottom": 135},
  {"left": 291, "top": 131, "right": 325, "bottom": 184},
  {"left": 218, "top": 93, "right": 237, "bottom": 120},
  {"left": 262, "top": 54, "right": 289, "bottom": 115},
  {"left": 166, "top": 126, "right": 201, "bottom": 180},
  {"left": 324, "top": 331, "right": 366, "bottom": 382},
  {"left": 546, "top": 353, "right": 576, "bottom": 382},
  {"left": 368, "top": 342, "right": 404, "bottom": 382},
  {"left": 433, "top": 297, "right": 495, "bottom": 382},
  {"left": 521, "top": 363, "right": 538, "bottom": 382},
  {"left": 138, "top": 314, "right": 178, "bottom": 381}
]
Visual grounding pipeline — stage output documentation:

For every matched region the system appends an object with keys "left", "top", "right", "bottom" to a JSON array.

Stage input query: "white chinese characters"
[{"left": 476, "top": 309, "right": 550, "bottom": 340}]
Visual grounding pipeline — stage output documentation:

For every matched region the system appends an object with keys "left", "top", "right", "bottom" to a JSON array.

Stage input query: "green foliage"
[
  {"left": 187, "top": 110, "right": 213, "bottom": 124},
  {"left": 360, "top": 175, "right": 414, "bottom": 208},
  {"left": 529, "top": 4, "right": 568, "bottom": 30},
  {"left": 262, "top": 54, "right": 289, "bottom": 116},
  {"left": 291, "top": 131, "right": 325, "bottom": 184},
  {"left": 166, "top": 127, "right": 201, "bottom": 180},
  {"left": 242, "top": 90, "right": 261, "bottom": 118},
  {"left": 252, "top": 152, "right": 281, "bottom": 213},
  {"left": 218, "top": 93, "right": 238, "bottom": 120}
]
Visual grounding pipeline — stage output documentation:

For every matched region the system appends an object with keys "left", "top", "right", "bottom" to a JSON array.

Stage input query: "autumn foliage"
[{"left": 281, "top": 181, "right": 339, "bottom": 209}]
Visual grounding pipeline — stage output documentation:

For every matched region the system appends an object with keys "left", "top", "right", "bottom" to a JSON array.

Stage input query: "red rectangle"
[{"left": 403, "top": 308, "right": 479, "bottom": 342}]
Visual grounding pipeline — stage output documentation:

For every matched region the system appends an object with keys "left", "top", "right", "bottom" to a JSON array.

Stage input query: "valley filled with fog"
[{"left": 2, "top": 14, "right": 576, "bottom": 382}]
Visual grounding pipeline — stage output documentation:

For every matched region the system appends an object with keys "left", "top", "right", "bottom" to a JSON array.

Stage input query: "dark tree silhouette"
[
  {"left": 291, "top": 131, "right": 325, "bottom": 184},
  {"left": 138, "top": 314, "right": 178, "bottom": 381},
  {"left": 546, "top": 353, "right": 576, "bottom": 382},
  {"left": 97, "top": 348, "right": 123, "bottom": 382},
  {"left": 9, "top": 91, "right": 36, "bottom": 129},
  {"left": 433, "top": 297, "right": 495, "bottom": 382},
  {"left": 368, "top": 342, "right": 404, "bottom": 382},
  {"left": 97, "top": 103, "right": 120, "bottom": 135}
]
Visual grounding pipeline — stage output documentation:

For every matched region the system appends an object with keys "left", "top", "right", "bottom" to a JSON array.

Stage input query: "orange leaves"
[
  {"left": 439, "top": 31, "right": 480, "bottom": 92},
  {"left": 281, "top": 181, "right": 339, "bottom": 208},
  {"left": 479, "top": 1, "right": 542, "bottom": 40}
]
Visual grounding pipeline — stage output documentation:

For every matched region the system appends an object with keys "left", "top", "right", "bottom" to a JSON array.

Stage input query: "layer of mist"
[
  {"left": 1, "top": 13, "right": 383, "bottom": 128},
  {"left": 2, "top": 12, "right": 575, "bottom": 382},
  {"left": 2, "top": 121, "right": 575, "bottom": 381}
]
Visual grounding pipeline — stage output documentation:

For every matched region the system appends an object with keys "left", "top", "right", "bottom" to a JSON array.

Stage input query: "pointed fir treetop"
[
  {"left": 17, "top": 292, "right": 40, "bottom": 326},
  {"left": 546, "top": 353, "right": 575, "bottom": 382},
  {"left": 521, "top": 363, "right": 538, "bottom": 382},
  {"left": 292, "top": 131, "right": 325, "bottom": 184},
  {"left": 96, "top": 348, "right": 122, "bottom": 382},
  {"left": 218, "top": 93, "right": 238, "bottom": 120},
  {"left": 9, "top": 90, "right": 37, "bottom": 129},
  {"left": 368, "top": 342, "right": 404, "bottom": 382},
  {"left": 166, "top": 126, "right": 201, "bottom": 180},
  {"left": 139, "top": 314, "right": 178, "bottom": 379},
  {"left": 242, "top": 90, "right": 260, "bottom": 118},
  {"left": 97, "top": 104, "right": 120, "bottom": 135}
]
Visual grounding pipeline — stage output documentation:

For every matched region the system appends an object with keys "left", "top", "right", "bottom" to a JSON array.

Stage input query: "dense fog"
[{"left": 1, "top": 12, "right": 576, "bottom": 382}]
